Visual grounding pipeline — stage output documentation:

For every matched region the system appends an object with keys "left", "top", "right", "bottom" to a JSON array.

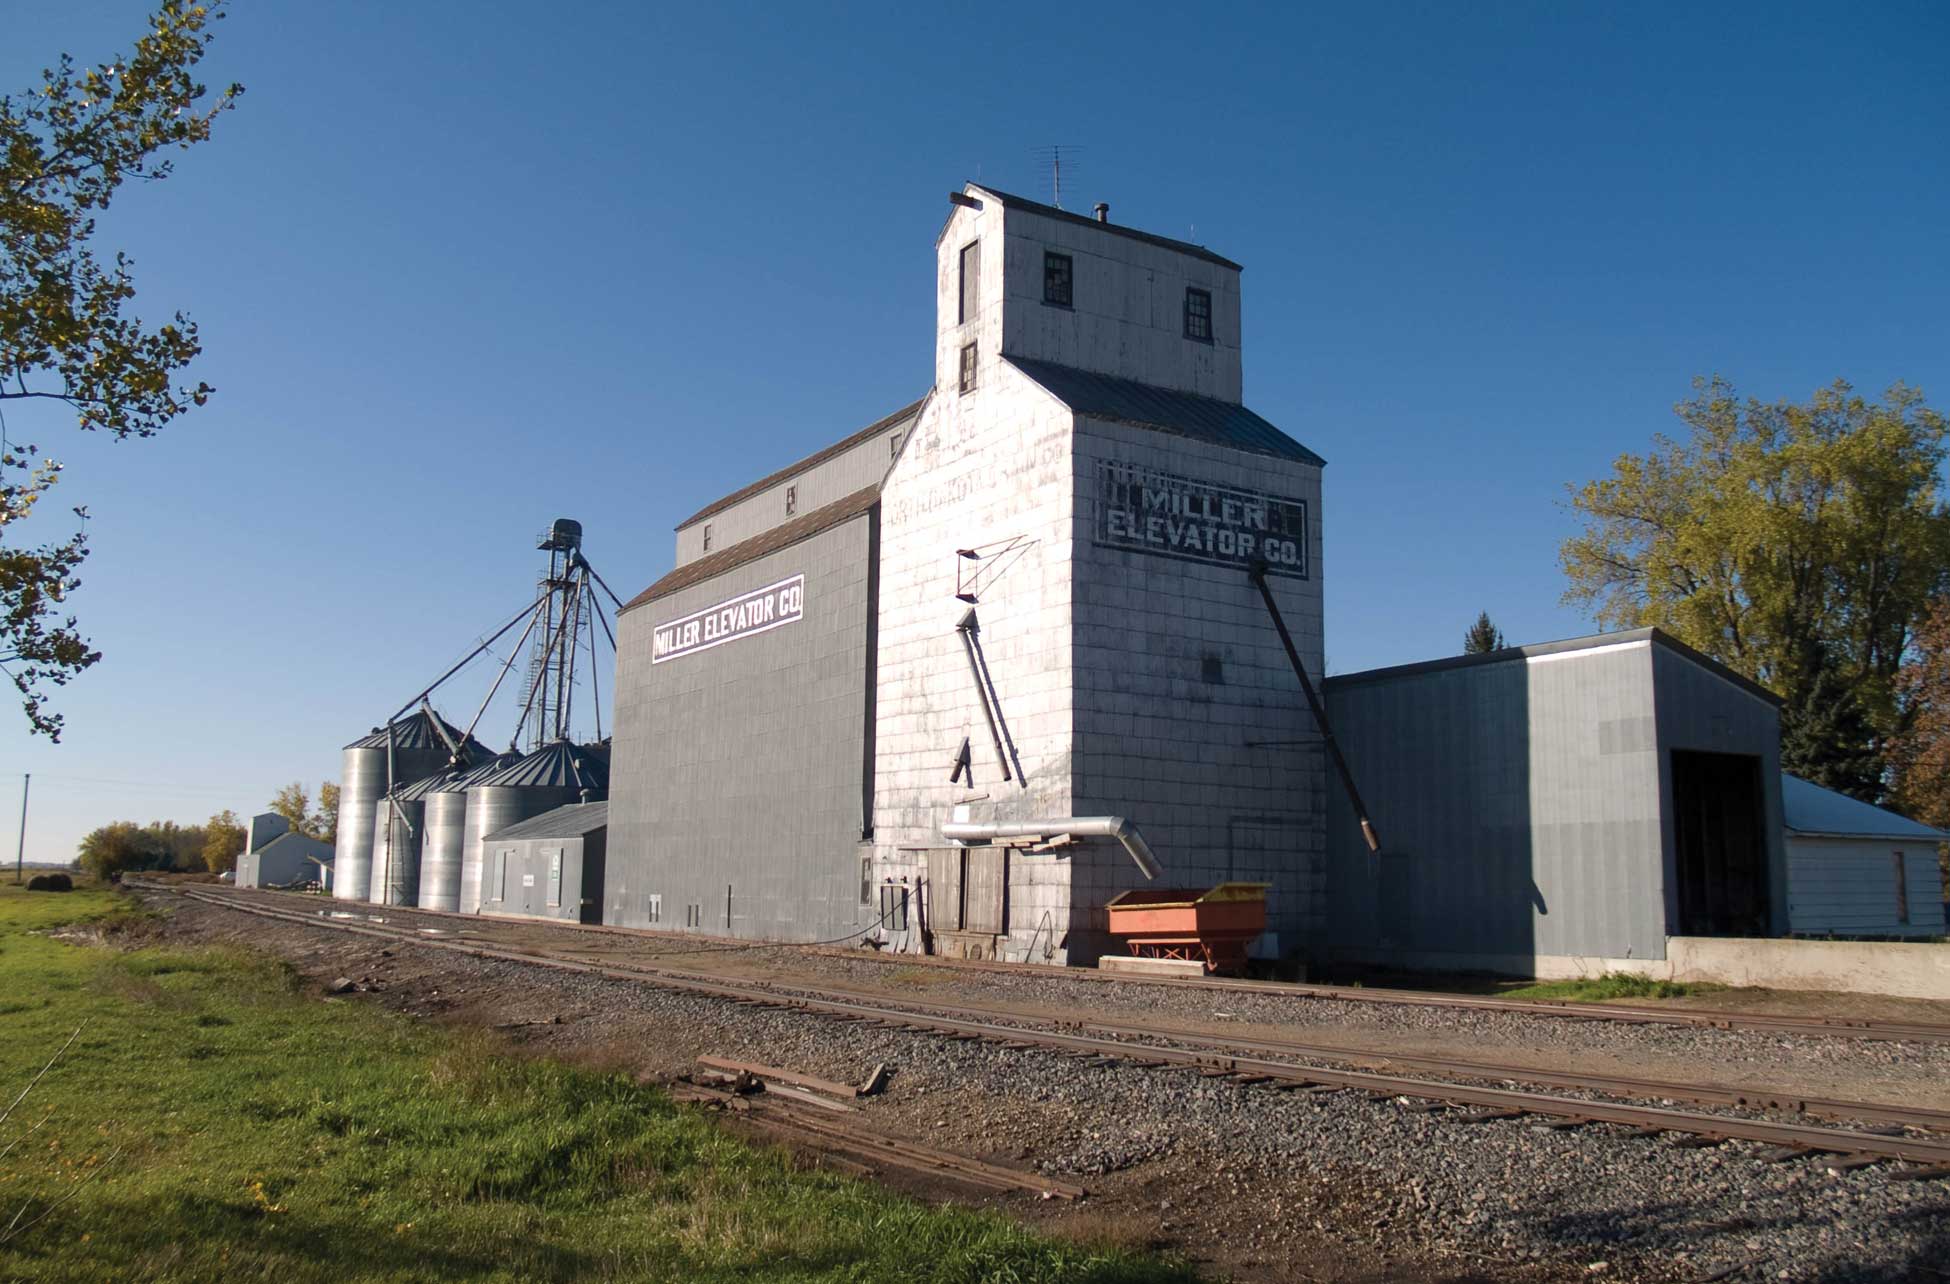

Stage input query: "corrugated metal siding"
[
  {"left": 1650, "top": 644, "right": 1787, "bottom": 935},
  {"left": 1786, "top": 836, "right": 1948, "bottom": 937},
  {"left": 608, "top": 512, "right": 877, "bottom": 943}
]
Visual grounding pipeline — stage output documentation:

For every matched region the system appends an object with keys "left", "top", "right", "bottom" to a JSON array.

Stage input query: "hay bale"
[{"left": 26, "top": 872, "right": 74, "bottom": 893}]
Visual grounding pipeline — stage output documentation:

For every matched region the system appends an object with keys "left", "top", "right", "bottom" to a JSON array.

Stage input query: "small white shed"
[{"left": 1782, "top": 774, "right": 1947, "bottom": 939}]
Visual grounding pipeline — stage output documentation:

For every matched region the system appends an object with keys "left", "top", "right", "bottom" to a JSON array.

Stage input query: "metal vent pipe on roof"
[
  {"left": 940, "top": 816, "right": 1160, "bottom": 880},
  {"left": 1094, "top": 202, "right": 1109, "bottom": 223}
]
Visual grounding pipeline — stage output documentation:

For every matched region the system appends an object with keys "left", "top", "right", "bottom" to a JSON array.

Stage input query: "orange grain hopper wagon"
[{"left": 1103, "top": 882, "right": 1270, "bottom": 974}]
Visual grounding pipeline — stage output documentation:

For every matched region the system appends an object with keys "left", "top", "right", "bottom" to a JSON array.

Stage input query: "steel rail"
[
  {"left": 197, "top": 882, "right": 1950, "bottom": 1045},
  {"left": 145, "top": 884, "right": 1950, "bottom": 1167}
]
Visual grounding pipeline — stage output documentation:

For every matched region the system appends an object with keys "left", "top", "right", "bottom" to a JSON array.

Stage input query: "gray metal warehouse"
[{"left": 579, "top": 185, "right": 1933, "bottom": 978}]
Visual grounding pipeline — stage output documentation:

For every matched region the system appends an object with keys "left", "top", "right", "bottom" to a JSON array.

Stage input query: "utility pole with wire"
[{"left": 14, "top": 773, "right": 29, "bottom": 883}]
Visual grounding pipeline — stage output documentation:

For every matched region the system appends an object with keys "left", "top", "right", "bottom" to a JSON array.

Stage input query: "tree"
[
  {"left": 1561, "top": 377, "right": 1950, "bottom": 792},
  {"left": 202, "top": 808, "right": 243, "bottom": 874},
  {"left": 268, "top": 782, "right": 310, "bottom": 837},
  {"left": 1, "top": 3, "right": 241, "bottom": 739},
  {"left": 77, "top": 820, "right": 161, "bottom": 877},
  {"left": 1780, "top": 642, "right": 1883, "bottom": 800},
  {"left": 1890, "top": 596, "right": 1950, "bottom": 830},
  {"left": 1463, "top": 611, "right": 1506, "bottom": 654},
  {"left": 311, "top": 782, "right": 340, "bottom": 846}
]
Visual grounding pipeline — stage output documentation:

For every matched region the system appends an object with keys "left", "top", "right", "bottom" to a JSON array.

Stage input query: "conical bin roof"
[
  {"left": 343, "top": 709, "right": 492, "bottom": 760},
  {"left": 476, "top": 739, "right": 609, "bottom": 792}
]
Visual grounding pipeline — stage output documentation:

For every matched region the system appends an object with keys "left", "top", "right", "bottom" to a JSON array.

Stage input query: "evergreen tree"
[
  {"left": 1463, "top": 611, "right": 1506, "bottom": 654},
  {"left": 1780, "top": 642, "right": 1883, "bottom": 801}
]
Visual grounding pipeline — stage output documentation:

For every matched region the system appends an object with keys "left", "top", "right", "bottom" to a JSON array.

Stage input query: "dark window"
[
  {"left": 958, "top": 240, "right": 981, "bottom": 324},
  {"left": 959, "top": 342, "right": 977, "bottom": 394},
  {"left": 889, "top": 431, "right": 902, "bottom": 458},
  {"left": 701, "top": 523, "right": 712, "bottom": 552},
  {"left": 1894, "top": 851, "right": 1910, "bottom": 924},
  {"left": 785, "top": 485, "right": 797, "bottom": 516},
  {"left": 1043, "top": 251, "right": 1073, "bottom": 306},
  {"left": 1184, "top": 287, "right": 1212, "bottom": 342}
]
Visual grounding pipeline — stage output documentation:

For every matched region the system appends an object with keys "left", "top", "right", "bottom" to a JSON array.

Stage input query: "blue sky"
[{"left": 4, "top": 1, "right": 1947, "bottom": 862}]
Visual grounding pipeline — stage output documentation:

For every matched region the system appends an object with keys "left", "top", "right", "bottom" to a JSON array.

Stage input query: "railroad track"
[
  {"left": 183, "top": 881, "right": 1950, "bottom": 1045},
  {"left": 141, "top": 882, "right": 1950, "bottom": 1178}
]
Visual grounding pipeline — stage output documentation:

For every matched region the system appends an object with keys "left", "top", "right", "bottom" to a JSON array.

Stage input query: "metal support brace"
[{"left": 1247, "top": 564, "right": 1381, "bottom": 854}]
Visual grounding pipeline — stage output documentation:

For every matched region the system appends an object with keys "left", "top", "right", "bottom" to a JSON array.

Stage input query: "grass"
[
  {"left": 1498, "top": 970, "right": 1722, "bottom": 1002},
  {"left": 0, "top": 881, "right": 1199, "bottom": 1283}
]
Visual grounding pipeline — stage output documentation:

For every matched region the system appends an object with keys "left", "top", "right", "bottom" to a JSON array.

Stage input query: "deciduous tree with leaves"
[
  {"left": 202, "top": 807, "right": 243, "bottom": 874},
  {"left": 1, "top": 3, "right": 241, "bottom": 739},
  {"left": 311, "top": 782, "right": 339, "bottom": 845},
  {"left": 1890, "top": 597, "right": 1950, "bottom": 830},
  {"left": 1561, "top": 378, "right": 1950, "bottom": 796},
  {"left": 268, "top": 782, "right": 310, "bottom": 837}
]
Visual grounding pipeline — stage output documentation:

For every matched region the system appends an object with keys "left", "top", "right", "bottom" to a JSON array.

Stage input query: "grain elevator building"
[{"left": 607, "top": 185, "right": 1329, "bottom": 963}]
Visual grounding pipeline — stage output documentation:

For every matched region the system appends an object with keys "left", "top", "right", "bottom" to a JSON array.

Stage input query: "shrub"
[{"left": 26, "top": 873, "right": 73, "bottom": 893}]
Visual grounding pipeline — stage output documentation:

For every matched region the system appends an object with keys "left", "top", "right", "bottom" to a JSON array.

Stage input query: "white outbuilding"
[
  {"left": 235, "top": 814, "right": 334, "bottom": 890},
  {"left": 1782, "top": 774, "right": 1946, "bottom": 939}
]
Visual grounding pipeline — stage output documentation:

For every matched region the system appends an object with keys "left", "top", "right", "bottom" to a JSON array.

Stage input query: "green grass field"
[{"left": 0, "top": 882, "right": 1199, "bottom": 1283}]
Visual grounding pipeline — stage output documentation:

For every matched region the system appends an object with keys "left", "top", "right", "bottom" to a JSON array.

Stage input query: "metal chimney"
[{"left": 1094, "top": 202, "right": 1109, "bottom": 223}]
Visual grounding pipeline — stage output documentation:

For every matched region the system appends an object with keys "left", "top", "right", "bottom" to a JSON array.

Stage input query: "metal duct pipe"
[{"left": 940, "top": 816, "right": 1161, "bottom": 881}]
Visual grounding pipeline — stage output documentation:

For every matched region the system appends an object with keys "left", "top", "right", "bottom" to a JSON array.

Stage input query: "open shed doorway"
[{"left": 1671, "top": 750, "right": 1769, "bottom": 936}]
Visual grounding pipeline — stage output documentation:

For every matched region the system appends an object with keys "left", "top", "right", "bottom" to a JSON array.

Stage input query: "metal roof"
[
  {"left": 1781, "top": 774, "right": 1949, "bottom": 841},
  {"left": 476, "top": 739, "right": 609, "bottom": 791},
  {"left": 393, "top": 771, "right": 459, "bottom": 802},
  {"left": 674, "top": 398, "right": 924, "bottom": 531},
  {"left": 253, "top": 830, "right": 333, "bottom": 860},
  {"left": 1005, "top": 357, "right": 1325, "bottom": 467},
  {"left": 483, "top": 800, "right": 608, "bottom": 842},
  {"left": 344, "top": 709, "right": 493, "bottom": 757},
  {"left": 964, "top": 184, "right": 1244, "bottom": 271},
  {"left": 1322, "top": 627, "right": 1782, "bottom": 708},
  {"left": 428, "top": 752, "right": 521, "bottom": 793},
  {"left": 622, "top": 486, "right": 879, "bottom": 612}
]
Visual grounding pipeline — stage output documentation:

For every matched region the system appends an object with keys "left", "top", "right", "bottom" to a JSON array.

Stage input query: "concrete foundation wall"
[{"left": 1666, "top": 935, "right": 1950, "bottom": 1000}]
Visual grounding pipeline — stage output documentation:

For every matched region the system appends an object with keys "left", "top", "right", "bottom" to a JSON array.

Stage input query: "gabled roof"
[
  {"left": 254, "top": 830, "right": 333, "bottom": 861},
  {"left": 963, "top": 184, "right": 1244, "bottom": 271},
  {"left": 1782, "top": 774, "right": 1949, "bottom": 841},
  {"left": 1322, "top": 627, "right": 1782, "bottom": 707},
  {"left": 622, "top": 486, "right": 879, "bottom": 612},
  {"left": 484, "top": 800, "right": 608, "bottom": 842},
  {"left": 674, "top": 398, "right": 924, "bottom": 531},
  {"left": 1006, "top": 357, "right": 1325, "bottom": 467}
]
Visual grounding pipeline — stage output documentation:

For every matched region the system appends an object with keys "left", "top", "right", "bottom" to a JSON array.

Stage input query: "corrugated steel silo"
[
  {"left": 424, "top": 753, "right": 517, "bottom": 912},
  {"left": 460, "top": 740, "right": 609, "bottom": 913},
  {"left": 332, "top": 710, "right": 493, "bottom": 902},
  {"left": 369, "top": 771, "right": 452, "bottom": 907}
]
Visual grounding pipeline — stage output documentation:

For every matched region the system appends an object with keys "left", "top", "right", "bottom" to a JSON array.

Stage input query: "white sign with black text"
[{"left": 652, "top": 574, "right": 806, "bottom": 664}]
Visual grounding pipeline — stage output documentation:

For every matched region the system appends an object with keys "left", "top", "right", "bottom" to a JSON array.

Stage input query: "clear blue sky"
[{"left": 5, "top": 1, "right": 1947, "bottom": 863}]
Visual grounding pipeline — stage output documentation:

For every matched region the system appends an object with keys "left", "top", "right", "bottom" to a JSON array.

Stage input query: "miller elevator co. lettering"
[
  {"left": 1095, "top": 462, "right": 1308, "bottom": 577},
  {"left": 652, "top": 575, "right": 805, "bottom": 664}
]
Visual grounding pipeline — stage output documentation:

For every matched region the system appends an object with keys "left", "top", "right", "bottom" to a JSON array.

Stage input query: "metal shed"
[
  {"left": 1322, "top": 629, "right": 1785, "bottom": 977},
  {"left": 478, "top": 801, "right": 607, "bottom": 925},
  {"left": 237, "top": 829, "right": 334, "bottom": 890},
  {"left": 1782, "top": 774, "right": 1947, "bottom": 938}
]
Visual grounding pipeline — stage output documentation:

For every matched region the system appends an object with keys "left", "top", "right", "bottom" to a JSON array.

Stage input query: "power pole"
[{"left": 14, "top": 774, "right": 28, "bottom": 883}]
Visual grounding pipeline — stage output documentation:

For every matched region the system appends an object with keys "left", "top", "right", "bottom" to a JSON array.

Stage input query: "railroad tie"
[
  {"left": 1883, "top": 1163, "right": 1950, "bottom": 1183},
  {"left": 1669, "top": 1134, "right": 1725, "bottom": 1149},
  {"left": 1454, "top": 1109, "right": 1525, "bottom": 1124}
]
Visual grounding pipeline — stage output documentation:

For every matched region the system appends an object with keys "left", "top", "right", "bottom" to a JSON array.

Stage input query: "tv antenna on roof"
[{"left": 1031, "top": 144, "right": 1081, "bottom": 209}]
